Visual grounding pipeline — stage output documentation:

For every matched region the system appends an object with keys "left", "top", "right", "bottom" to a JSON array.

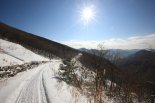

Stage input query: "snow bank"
[{"left": 44, "top": 60, "right": 87, "bottom": 103}]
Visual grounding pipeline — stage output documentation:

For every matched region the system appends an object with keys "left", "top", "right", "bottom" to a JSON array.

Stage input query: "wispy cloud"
[{"left": 61, "top": 34, "right": 155, "bottom": 49}]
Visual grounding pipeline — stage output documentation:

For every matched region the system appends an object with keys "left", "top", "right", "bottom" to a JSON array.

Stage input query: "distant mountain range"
[
  {"left": 79, "top": 48, "right": 140, "bottom": 57},
  {"left": 79, "top": 48, "right": 155, "bottom": 83},
  {"left": 79, "top": 48, "right": 155, "bottom": 58}
]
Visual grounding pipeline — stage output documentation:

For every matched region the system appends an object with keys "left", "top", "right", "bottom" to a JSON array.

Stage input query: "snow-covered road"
[{"left": 0, "top": 59, "right": 86, "bottom": 103}]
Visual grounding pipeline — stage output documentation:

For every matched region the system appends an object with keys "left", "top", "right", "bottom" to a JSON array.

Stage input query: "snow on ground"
[
  {"left": 0, "top": 53, "right": 23, "bottom": 67},
  {"left": 0, "top": 39, "right": 48, "bottom": 66},
  {"left": 0, "top": 59, "right": 88, "bottom": 103},
  {"left": 0, "top": 52, "right": 113, "bottom": 103}
]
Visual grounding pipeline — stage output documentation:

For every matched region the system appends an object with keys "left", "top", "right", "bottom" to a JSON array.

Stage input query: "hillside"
[
  {"left": 120, "top": 50, "right": 155, "bottom": 82},
  {"left": 0, "top": 22, "right": 118, "bottom": 74},
  {"left": 0, "top": 23, "right": 119, "bottom": 103},
  {"left": 0, "top": 22, "right": 78, "bottom": 59},
  {"left": 0, "top": 22, "right": 121, "bottom": 87}
]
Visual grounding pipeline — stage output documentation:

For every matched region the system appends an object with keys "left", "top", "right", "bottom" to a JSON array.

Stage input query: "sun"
[
  {"left": 80, "top": 6, "right": 95, "bottom": 24},
  {"left": 82, "top": 7, "right": 93, "bottom": 22}
]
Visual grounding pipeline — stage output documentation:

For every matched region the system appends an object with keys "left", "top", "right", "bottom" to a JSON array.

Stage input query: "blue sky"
[{"left": 0, "top": 0, "right": 155, "bottom": 49}]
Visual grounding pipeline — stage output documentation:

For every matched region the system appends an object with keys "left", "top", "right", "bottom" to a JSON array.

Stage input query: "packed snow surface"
[
  {"left": 0, "top": 60, "right": 87, "bottom": 103},
  {"left": 0, "top": 53, "right": 23, "bottom": 66},
  {"left": 0, "top": 39, "right": 48, "bottom": 66}
]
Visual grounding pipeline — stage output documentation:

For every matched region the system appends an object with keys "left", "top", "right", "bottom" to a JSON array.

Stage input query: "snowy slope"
[
  {"left": 0, "top": 39, "right": 48, "bottom": 66},
  {"left": 0, "top": 53, "right": 23, "bottom": 67},
  {"left": 0, "top": 39, "right": 113, "bottom": 103}
]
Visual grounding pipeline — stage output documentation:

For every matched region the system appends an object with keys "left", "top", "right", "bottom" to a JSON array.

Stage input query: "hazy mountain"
[{"left": 79, "top": 48, "right": 140, "bottom": 58}]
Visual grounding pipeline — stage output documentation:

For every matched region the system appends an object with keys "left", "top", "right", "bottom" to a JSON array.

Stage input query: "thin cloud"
[{"left": 61, "top": 34, "right": 155, "bottom": 49}]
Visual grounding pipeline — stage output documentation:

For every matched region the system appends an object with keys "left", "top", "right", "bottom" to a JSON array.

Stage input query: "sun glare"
[
  {"left": 80, "top": 6, "right": 95, "bottom": 24},
  {"left": 82, "top": 8, "right": 93, "bottom": 21}
]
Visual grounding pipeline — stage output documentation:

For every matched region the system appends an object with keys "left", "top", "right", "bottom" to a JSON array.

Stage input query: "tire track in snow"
[
  {"left": 41, "top": 72, "right": 50, "bottom": 103},
  {"left": 0, "top": 60, "right": 84, "bottom": 103},
  {"left": 14, "top": 65, "right": 49, "bottom": 103}
]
